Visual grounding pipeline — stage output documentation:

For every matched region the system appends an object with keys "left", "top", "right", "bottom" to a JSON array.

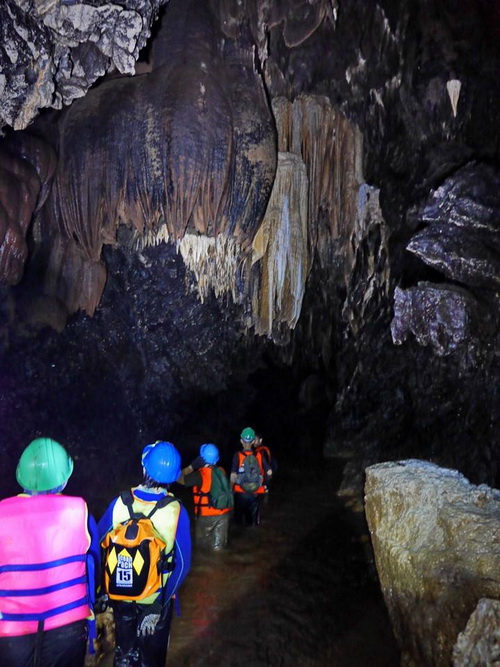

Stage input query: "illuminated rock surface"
[
  {"left": 453, "top": 598, "right": 500, "bottom": 667},
  {"left": 365, "top": 460, "right": 500, "bottom": 666}
]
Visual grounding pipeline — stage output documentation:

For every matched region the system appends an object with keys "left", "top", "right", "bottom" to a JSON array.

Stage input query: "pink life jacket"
[{"left": 0, "top": 494, "right": 92, "bottom": 636}]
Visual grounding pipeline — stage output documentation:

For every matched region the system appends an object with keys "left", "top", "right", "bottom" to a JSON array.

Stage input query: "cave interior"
[
  {"left": 2, "top": 1, "right": 500, "bottom": 649},
  {"left": 2, "top": 0, "right": 500, "bottom": 504}
]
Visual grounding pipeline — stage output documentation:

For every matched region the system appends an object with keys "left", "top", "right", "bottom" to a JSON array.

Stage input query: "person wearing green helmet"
[
  {"left": 16, "top": 436, "right": 75, "bottom": 493},
  {"left": 0, "top": 437, "right": 100, "bottom": 667},
  {"left": 230, "top": 427, "right": 273, "bottom": 526},
  {"left": 98, "top": 440, "right": 191, "bottom": 667}
]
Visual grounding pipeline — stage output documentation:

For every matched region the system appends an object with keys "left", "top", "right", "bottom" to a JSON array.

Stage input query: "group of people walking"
[
  {"left": 0, "top": 426, "right": 273, "bottom": 667},
  {"left": 179, "top": 426, "right": 274, "bottom": 550}
]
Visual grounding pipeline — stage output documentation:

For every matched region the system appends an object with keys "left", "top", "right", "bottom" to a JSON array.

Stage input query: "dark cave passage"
[
  {"left": 98, "top": 458, "right": 398, "bottom": 667},
  {"left": 88, "top": 364, "right": 396, "bottom": 666}
]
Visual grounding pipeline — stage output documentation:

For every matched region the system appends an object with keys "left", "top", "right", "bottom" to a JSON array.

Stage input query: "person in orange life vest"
[
  {"left": 0, "top": 437, "right": 100, "bottom": 667},
  {"left": 254, "top": 433, "right": 276, "bottom": 513},
  {"left": 230, "top": 427, "right": 272, "bottom": 526},
  {"left": 253, "top": 433, "right": 276, "bottom": 490},
  {"left": 97, "top": 441, "right": 191, "bottom": 667},
  {"left": 178, "top": 443, "right": 232, "bottom": 550}
]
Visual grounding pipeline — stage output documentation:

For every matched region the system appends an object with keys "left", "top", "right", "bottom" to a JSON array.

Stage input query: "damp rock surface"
[
  {"left": 364, "top": 460, "right": 500, "bottom": 667},
  {"left": 453, "top": 598, "right": 500, "bottom": 666}
]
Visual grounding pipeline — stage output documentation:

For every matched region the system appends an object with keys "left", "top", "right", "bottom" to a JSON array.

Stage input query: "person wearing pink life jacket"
[{"left": 0, "top": 437, "right": 100, "bottom": 667}]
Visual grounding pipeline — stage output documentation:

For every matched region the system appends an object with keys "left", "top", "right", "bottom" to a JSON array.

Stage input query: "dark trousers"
[
  {"left": 195, "top": 512, "right": 230, "bottom": 550},
  {"left": 113, "top": 599, "right": 173, "bottom": 667},
  {"left": 0, "top": 619, "right": 87, "bottom": 667},
  {"left": 234, "top": 492, "right": 261, "bottom": 526}
]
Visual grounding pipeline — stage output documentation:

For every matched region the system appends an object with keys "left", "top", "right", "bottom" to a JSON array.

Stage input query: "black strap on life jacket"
[
  {"left": 194, "top": 467, "right": 214, "bottom": 515},
  {"left": 33, "top": 620, "right": 44, "bottom": 667}
]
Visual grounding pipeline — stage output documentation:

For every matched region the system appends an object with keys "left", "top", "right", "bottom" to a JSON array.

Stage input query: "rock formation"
[
  {"left": 453, "top": 598, "right": 500, "bottom": 667},
  {"left": 365, "top": 460, "right": 500, "bottom": 666},
  {"left": 1, "top": 0, "right": 166, "bottom": 131}
]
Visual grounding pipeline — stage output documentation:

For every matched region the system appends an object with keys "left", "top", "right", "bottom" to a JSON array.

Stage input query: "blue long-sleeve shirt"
[
  {"left": 97, "top": 487, "right": 191, "bottom": 602},
  {"left": 86, "top": 513, "right": 100, "bottom": 605}
]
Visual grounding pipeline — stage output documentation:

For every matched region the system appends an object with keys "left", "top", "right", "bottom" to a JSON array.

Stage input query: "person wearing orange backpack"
[
  {"left": 0, "top": 437, "right": 100, "bottom": 667},
  {"left": 230, "top": 427, "right": 273, "bottom": 526},
  {"left": 98, "top": 440, "right": 191, "bottom": 667},
  {"left": 178, "top": 443, "right": 233, "bottom": 550}
]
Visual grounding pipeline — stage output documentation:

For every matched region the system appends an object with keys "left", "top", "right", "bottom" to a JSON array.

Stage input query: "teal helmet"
[
  {"left": 16, "top": 438, "right": 74, "bottom": 493},
  {"left": 142, "top": 441, "right": 181, "bottom": 484},
  {"left": 200, "top": 443, "right": 219, "bottom": 465},
  {"left": 240, "top": 427, "right": 256, "bottom": 443}
]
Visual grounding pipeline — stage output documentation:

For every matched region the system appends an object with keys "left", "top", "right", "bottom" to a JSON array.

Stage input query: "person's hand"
[
  {"left": 190, "top": 456, "right": 205, "bottom": 470},
  {"left": 137, "top": 613, "right": 160, "bottom": 637}
]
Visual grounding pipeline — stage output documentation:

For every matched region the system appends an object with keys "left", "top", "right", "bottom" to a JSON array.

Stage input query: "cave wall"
[
  {"left": 1, "top": 0, "right": 500, "bottom": 497},
  {"left": 0, "top": 241, "right": 268, "bottom": 510}
]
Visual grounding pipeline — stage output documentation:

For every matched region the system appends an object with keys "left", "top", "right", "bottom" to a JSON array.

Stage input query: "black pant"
[
  {"left": 113, "top": 599, "right": 173, "bottom": 667},
  {"left": 234, "top": 492, "right": 261, "bottom": 526},
  {"left": 0, "top": 619, "right": 87, "bottom": 667}
]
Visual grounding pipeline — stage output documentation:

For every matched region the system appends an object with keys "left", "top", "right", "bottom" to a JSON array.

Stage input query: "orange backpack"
[{"left": 101, "top": 491, "right": 176, "bottom": 601}]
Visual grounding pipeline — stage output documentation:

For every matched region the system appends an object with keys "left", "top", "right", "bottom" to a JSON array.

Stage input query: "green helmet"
[
  {"left": 240, "top": 427, "right": 256, "bottom": 442},
  {"left": 16, "top": 438, "right": 74, "bottom": 493}
]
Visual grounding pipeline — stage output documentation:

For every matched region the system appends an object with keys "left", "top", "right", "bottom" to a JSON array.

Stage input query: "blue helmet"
[
  {"left": 200, "top": 443, "right": 219, "bottom": 465},
  {"left": 142, "top": 441, "right": 181, "bottom": 484}
]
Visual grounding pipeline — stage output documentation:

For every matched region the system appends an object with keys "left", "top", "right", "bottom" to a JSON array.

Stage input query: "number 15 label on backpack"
[
  {"left": 116, "top": 551, "right": 134, "bottom": 587},
  {"left": 102, "top": 527, "right": 165, "bottom": 600}
]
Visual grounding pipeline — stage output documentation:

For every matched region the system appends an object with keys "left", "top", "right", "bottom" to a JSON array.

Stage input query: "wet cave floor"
[{"left": 98, "top": 459, "right": 399, "bottom": 666}]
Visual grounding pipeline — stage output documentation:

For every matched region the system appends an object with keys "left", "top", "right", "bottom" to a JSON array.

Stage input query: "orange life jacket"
[
  {"left": 193, "top": 467, "right": 232, "bottom": 516},
  {"left": 255, "top": 445, "right": 272, "bottom": 465},
  {"left": 233, "top": 450, "right": 267, "bottom": 494}
]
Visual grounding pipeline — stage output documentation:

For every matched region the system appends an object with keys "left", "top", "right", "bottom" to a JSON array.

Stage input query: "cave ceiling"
[{"left": 1, "top": 0, "right": 500, "bottom": 493}]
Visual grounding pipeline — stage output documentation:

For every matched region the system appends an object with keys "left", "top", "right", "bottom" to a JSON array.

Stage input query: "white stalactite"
[{"left": 446, "top": 79, "right": 461, "bottom": 118}]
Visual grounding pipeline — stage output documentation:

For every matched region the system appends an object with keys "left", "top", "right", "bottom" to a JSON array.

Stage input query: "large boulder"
[{"left": 364, "top": 460, "right": 500, "bottom": 666}]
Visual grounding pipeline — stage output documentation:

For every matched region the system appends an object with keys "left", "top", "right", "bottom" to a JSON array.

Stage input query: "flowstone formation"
[{"left": 365, "top": 460, "right": 500, "bottom": 667}]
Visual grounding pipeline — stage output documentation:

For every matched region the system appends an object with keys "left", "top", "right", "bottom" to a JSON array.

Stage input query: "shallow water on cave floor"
[{"left": 99, "top": 461, "right": 399, "bottom": 666}]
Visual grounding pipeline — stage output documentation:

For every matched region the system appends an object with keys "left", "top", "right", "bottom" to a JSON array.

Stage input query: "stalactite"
[
  {"left": 251, "top": 152, "right": 309, "bottom": 335},
  {"left": 43, "top": 237, "right": 106, "bottom": 317},
  {"left": 176, "top": 234, "right": 242, "bottom": 303},
  {"left": 446, "top": 79, "right": 461, "bottom": 118},
  {"left": 249, "top": 94, "right": 369, "bottom": 340},
  {"left": 271, "top": 95, "right": 364, "bottom": 255}
]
